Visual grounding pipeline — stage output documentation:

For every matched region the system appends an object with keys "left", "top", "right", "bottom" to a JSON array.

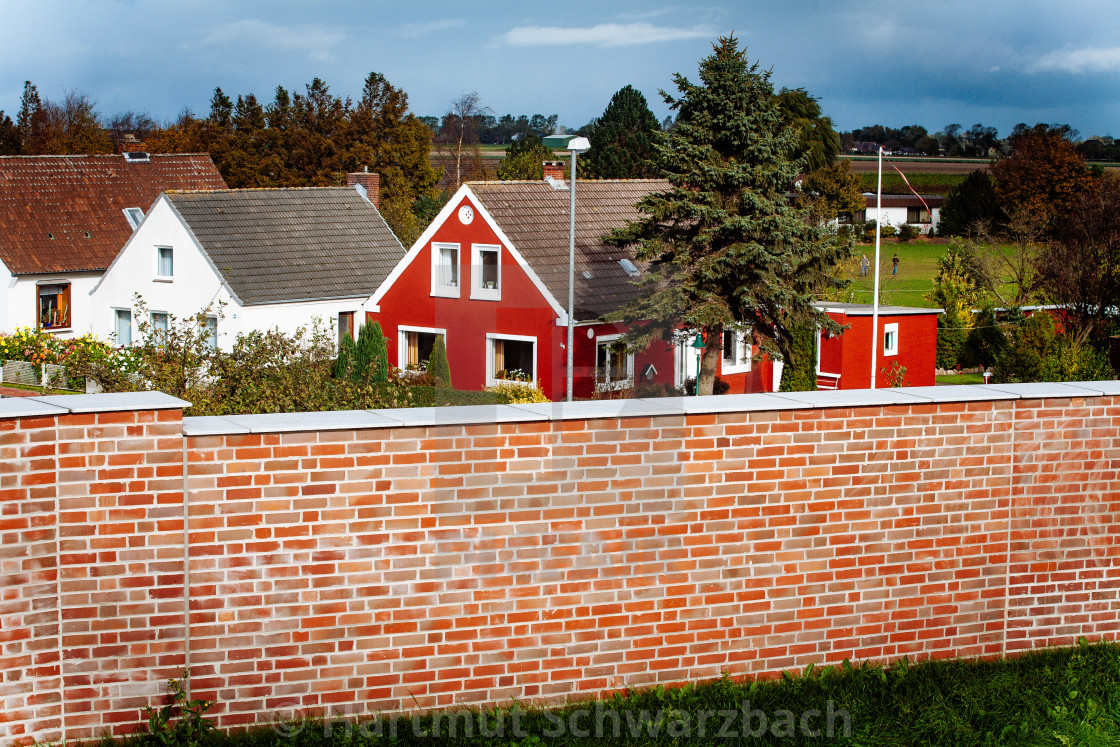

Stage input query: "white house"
[
  {"left": 89, "top": 184, "right": 404, "bottom": 350},
  {"left": 0, "top": 153, "right": 227, "bottom": 336},
  {"left": 857, "top": 193, "right": 945, "bottom": 234}
]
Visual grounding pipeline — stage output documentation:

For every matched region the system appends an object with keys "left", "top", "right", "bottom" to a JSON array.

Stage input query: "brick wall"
[{"left": 2, "top": 383, "right": 1119, "bottom": 743}]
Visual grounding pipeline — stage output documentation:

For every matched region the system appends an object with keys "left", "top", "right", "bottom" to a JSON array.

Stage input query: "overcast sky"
[{"left": 3, "top": 0, "right": 1119, "bottom": 139}]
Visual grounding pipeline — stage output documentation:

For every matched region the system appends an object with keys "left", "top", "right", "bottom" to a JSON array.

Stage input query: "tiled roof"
[
  {"left": 862, "top": 193, "right": 946, "bottom": 208},
  {"left": 166, "top": 187, "right": 406, "bottom": 306},
  {"left": 0, "top": 153, "right": 227, "bottom": 275},
  {"left": 467, "top": 179, "right": 668, "bottom": 319}
]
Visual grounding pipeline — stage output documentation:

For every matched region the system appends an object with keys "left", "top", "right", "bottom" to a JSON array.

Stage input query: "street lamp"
[
  {"left": 542, "top": 133, "right": 591, "bottom": 402},
  {"left": 691, "top": 333, "right": 706, "bottom": 395}
]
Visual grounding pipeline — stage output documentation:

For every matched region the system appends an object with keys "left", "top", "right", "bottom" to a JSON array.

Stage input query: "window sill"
[
  {"left": 41, "top": 327, "right": 73, "bottom": 334},
  {"left": 431, "top": 286, "right": 460, "bottom": 299},
  {"left": 470, "top": 287, "right": 501, "bottom": 301},
  {"left": 154, "top": 276, "right": 174, "bottom": 283},
  {"left": 721, "top": 363, "right": 752, "bottom": 375}
]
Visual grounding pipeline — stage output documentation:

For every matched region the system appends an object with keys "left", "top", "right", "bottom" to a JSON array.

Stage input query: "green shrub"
[
  {"left": 993, "top": 312, "right": 1116, "bottom": 383},
  {"left": 486, "top": 381, "right": 550, "bottom": 403},
  {"left": 333, "top": 333, "right": 357, "bottom": 379},
  {"left": 897, "top": 223, "right": 921, "bottom": 242},
  {"left": 427, "top": 335, "right": 452, "bottom": 388},
  {"left": 141, "top": 669, "right": 214, "bottom": 747},
  {"left": 778, "top": 323, "right": 818, "bottom": 392},
  {"left": 354, "top": 321, "right": 388, "bottom": 383}
]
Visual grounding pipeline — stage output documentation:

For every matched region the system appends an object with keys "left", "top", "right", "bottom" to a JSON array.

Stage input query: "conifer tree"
[
  {"left": 354, "top": 322, "right": 388, "bottom": 383},
  {"left": 606, "top": 36, "right": 849, "bottom": 395},
  {"left": 334, "top": 332, "right": 357, "bottom": 379},
  {"left": 427, "top": 335, "right": 452, "bottom": 388},
  {"left": 583, "top": 85, "right": 661, "bottom": 179}
]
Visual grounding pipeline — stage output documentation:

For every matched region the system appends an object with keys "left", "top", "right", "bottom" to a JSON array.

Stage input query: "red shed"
[
  {"left": 814, "top": 302, "right": 941, "bottom": 389},
  {"left": 366, "top": 179, "right": 780, "bottom": 400}
]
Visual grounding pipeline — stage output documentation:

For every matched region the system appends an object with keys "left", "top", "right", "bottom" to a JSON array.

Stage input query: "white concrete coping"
[
  {"left": 0, "top": 391, "right": 189, "bottom": 419},
  {"left": 3, "top": 382, "right": 1116, "bottom": 432}
]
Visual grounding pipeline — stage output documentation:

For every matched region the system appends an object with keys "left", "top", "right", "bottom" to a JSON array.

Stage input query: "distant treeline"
[{"left": 841, "top": 122, "right": 1119, "bottom": 162}]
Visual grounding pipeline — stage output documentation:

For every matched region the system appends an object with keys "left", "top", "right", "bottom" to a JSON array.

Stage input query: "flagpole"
[{"left": 870, "top": 146, "right": 882, "bottom": 389}]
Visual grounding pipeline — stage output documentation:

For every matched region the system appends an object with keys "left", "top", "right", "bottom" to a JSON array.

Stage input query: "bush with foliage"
[
  {"left": 960, "top": 306, "right": 1007, "bottom": 369},
  {"left": 896, "top": 223, "right": 921, "bottom": 243},
  {"left": 927, "top": 241, "right": 986, "bottom": 369},
  {"left": 354, "top": 321, "right": 389, "bottom": 384},
  {"left": 485, "top": 381, "right": 550, "bottom": 403},
  {"left": 992, "top": 312, "right": 1115, "bottom": 384},
  {"left": 141, "top": 669, "right": 214, "bottom": 747}
]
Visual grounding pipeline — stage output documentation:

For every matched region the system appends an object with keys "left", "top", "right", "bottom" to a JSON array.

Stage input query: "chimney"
[
  {"left": 119, "top": 133, "right": 142, "bottom": 153},
  {"left": 542, "top": 161, "right": 565, "bottom": 182},
  {"left": 347, "top": 168, "right": 380, "bottom": 208}
]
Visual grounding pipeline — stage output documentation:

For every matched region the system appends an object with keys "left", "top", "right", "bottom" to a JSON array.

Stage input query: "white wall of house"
[
  {"left": 1, "top": 260, "right": 103, "bottom": 338},
  {"left": 863, "top": 204, "right": 941, "bottom": 234},
  {"left": 89, "top": 195, "right": 373, "bottom": 350}
]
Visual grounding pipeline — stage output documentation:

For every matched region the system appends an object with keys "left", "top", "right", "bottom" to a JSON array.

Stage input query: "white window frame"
[
  {"left": 155, "top": 246, "right": 173, "bottom": 280},
  {"left": 123, "top": 207, "right": 144, "bottom": 230},
  {"left": 883, "top": 322, "right": 899, "bottom": 357},
  {"left": 149, "top": 311, "right": 169, "bottom": 339},
  {"left": 594, "top": 333, "right": 635, "bottom": 392},
  {"left": 721, "top": 329, "right": 752, "bottom": 374},
  {"left": 470, "top": 243, "right": 502, "bottom": 301},
  {"left": 431, "top": 242, "right": 460, "bottom": 298},
  {"left": 485, "top": 333, "right": 537, "bottom": 386},
  {"left": 397, "top": 325, "right": 447, "bottom": 370},
  {"left": 673, "top": 331, "right": 701, "bottom": 389},
  {"left": 114, "top": 308, "right": 132, "bottom": 346}
]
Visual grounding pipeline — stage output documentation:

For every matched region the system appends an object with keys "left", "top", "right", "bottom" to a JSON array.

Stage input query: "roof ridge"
[{"left": 168, "top": 186, "right": 351, "bottom": 194}]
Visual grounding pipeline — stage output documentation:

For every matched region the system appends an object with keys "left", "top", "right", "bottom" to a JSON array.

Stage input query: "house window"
[
  {"left": 487, "top": 334, "right": 535, "bottom": 384},
  {"left": 123, "top": 207, "right": 144, "bottom": 230},
  {"left": 338, "top": 311, "right": 355, "bottom": 347},
  {"left": 883, "top": 323, "right": 899, "bottom": 356},
  {"left": 431, "top": 243, "right": 460, "bottom": 297},
  {"left": 204, "top": 316, "right": 218, "bottom": 351},
  {"left": 721, "top": 329, "right": 752, "bottom": 374},
  {"left": 114, "top": 309, "right": 132, "bottom": 345},
  {"left": 150, "top": 311, "right": 169, "bottom": 340},
  {"left": 595, "top": 334, "right": 634, "bottom": 391},
  {"left": 37, "top": 283, "right": 71, "bottom": 330},
  {"left": 156, "top": 246, "right": 173, "bottom": 279},
  {"left": 471, "top": 244, "right": 501, "bottom": 300},
  {"left": 906, "top": 206, "right": 931, "bottom": 223},
  {"left": 398, "top": 326, "right": 446, "bottom": 370}
]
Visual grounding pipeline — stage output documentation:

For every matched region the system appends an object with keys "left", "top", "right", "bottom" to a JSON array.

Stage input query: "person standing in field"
[
  {"left": 860, "top": 254, "right": 869, "bottom": 277},
  {"left": 892, "top": 253, "right": 899, "bottom": 275}
]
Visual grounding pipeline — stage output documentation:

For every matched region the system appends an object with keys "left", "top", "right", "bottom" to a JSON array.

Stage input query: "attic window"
[
  {"left": 123, "top": 207, "right": 144, "bottom": 230},
  {"left": 123, "top": 151, "right": 151, "bottom": 163},
  {"left": 619, "top": 258, "right": 640, "bottom": 278},
  {"left": 582, "top": 270, "right": 593, "bottom": 279},
  {"left": 48, "top": 233, "right": 54, "bottom": 240},
  {"left": 83, "top": 231, "right": 91, "bottom": 239}
]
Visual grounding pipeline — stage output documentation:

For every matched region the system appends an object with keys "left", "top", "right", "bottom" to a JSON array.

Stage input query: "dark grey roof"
[
  {"left": 815, "top": 301, "right": 943, "bottom": 316},
  {"left": 468, "top": 179, "right": 668, "bottom": 320},
  {"left": 167, "top": 187, "right": 404, "bottom": 305}
]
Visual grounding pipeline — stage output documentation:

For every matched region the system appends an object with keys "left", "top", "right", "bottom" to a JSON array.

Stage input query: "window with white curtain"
[{"left": 431, "top": 243, "right": 460, "bottom": 297}]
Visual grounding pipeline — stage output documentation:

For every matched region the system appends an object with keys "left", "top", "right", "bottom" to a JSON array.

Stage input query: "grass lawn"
[
  {"left": 100, "top": 641, "right": 1120, "bottom": 747},
  {"left": 845, "top": 241, "right": 947, "bottom": 308},
  {"left": 936, "top": 372, "right": 987, "bottom": 385}
]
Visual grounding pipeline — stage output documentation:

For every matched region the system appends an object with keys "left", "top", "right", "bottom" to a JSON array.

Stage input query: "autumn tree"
[
  {"left": 607, "top": 36, "right": 849, "bottom": 395},
  {"left": 17, "top": 81, "right": 45, "bottom": 154},
  {"left": 582, "top": 85, "right": 661, "bottom": 179},
  {"left": 1036, "top": 172, "right": 1120, "bottom": 345},
  {"left": 990, "top": 124, "right": 1096, "bottom": 234},
  {"left": 798, "top": 158, "right": 864, "bottom": 223},
  {"left": 0, "top": 111, "right": 19, "bottom": 155},
  {"left": 438, "top": 91, "right": 492, "bottom": 187}
]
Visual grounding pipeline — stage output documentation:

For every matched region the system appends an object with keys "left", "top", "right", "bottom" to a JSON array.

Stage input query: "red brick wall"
[{"left": 2, "top": 386, "right": 1119, "bottom": 743}]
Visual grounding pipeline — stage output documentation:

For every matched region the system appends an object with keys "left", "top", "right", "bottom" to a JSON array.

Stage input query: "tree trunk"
[{"left": 696, "top": 328, "right": 722, "bottom": 395}]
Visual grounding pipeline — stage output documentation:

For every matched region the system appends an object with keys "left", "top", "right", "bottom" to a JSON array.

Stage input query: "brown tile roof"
[
  {"left": 0, "top": 153, "right": 227, "bottom": 275},
  {"left": 862, "top": 193, "right": 946, "bottom": 208},
  {"left": 166, "top": 187, "right": 406, "bottom": 306},
  {"left": 467, "top": 179, "right": 668, "bottom": 320}
]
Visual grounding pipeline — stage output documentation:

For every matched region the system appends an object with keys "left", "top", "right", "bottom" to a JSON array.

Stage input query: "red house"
[
  {"left": 814, "top": 302, "right": 940, "bottom": 389},
  {"left": 366, "top": 178, "right": 780, "bottom": 400}
]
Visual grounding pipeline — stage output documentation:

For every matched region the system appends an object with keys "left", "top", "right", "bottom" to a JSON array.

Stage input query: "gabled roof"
[
  {"left": 165, "top": 187, "right": 406, "bottom": 306},
  {"left": 0, "top": 153, "right": 227, "bottom": 275},
  {"left": 862, "top": 193, "right": 946, "bottom": 208},
  {"left": 466, "top": 179, "right": 668, "bottom": 319}
]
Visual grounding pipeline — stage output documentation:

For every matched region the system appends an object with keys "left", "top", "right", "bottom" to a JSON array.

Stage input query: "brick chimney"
[
  {"left": 119, "top": 133, "right": 142, "bottom": 153},
  {"left": 542, "top": 161, "right": 565, "bottom": 182},
  {"left": 347, "top": 169, "right": 380, "bottom": 208}
]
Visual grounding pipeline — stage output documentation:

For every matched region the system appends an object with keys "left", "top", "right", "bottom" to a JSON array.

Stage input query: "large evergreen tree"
[
  {"left": 582, "top": 85, "right": 661, "bottom": 179},
  {"left": 775, "top": 87, "right": 840, "bottom": 172},
  {"left": 937, "top": 169, "right": 1004, "bottom": 237},
  {"left": 607, "top": 36, "right": 849, "bottom": 395}
]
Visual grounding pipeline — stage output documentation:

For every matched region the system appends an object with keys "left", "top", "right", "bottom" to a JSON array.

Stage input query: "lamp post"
[
  {"left": 691, "top": 333, "right": 706, "bottom": 395},
  {"left": 542, "top": 133, "right": 591, "bottom": 402}
]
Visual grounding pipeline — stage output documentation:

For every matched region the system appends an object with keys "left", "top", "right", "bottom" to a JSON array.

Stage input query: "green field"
[
  {"left": 857, "top": 172, "right": 968, "bottom": 194},
  {"left": 843, "top": 241, "right": 947, "bottom": 308}
]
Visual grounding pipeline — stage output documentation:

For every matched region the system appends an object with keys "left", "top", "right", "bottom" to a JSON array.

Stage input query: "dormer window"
[
  {"left": 123, "top": 151, "right": 151, "bottom": 163},
  {"left": 124, "top": 207, "right": 144, "bottom": 230},
  {"left": 619, "top": 258, "right": 640, "bottom": 278},
  {"left": 156, "top": 246, "right": 173, "bottom": 279}
]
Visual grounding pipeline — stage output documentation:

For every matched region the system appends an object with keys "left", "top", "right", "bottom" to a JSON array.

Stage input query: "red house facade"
[
  {"left": 815, "top": 302, "right": 940, "bottom": 389},
  {"left": 366, "top": 179, "right": 782, "bottom": 400}
]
